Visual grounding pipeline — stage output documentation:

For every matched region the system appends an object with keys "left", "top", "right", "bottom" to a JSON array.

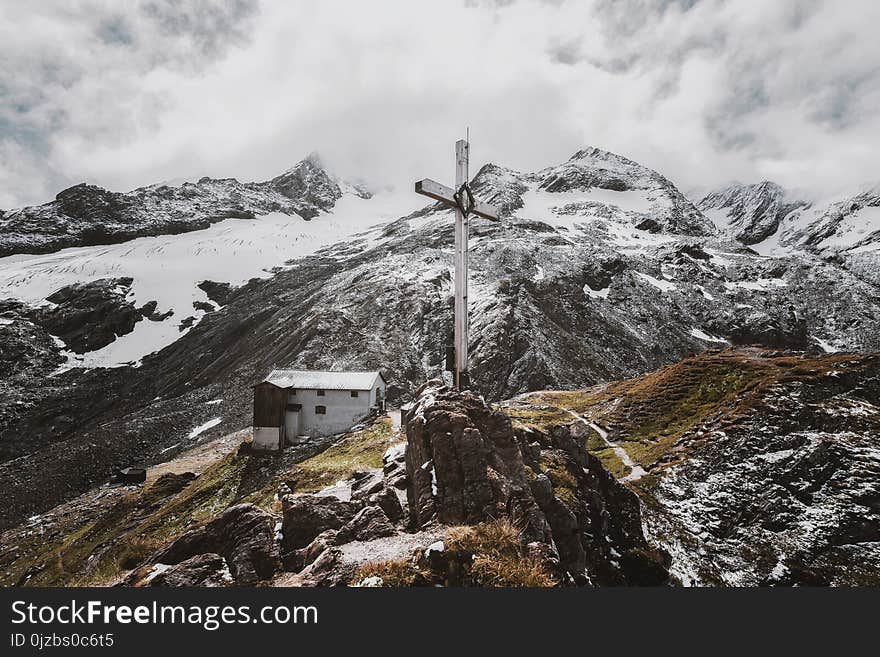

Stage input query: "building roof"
[{"left": 260, "top": 369, "right": 385, "bottom": 391}]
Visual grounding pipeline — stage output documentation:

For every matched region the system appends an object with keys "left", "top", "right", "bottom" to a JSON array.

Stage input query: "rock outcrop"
[
  {"left": 137, "top": 503, "right": 279, "bottom": 585},
  {"left": 402, "top": 380, "right": 669, "bottom": 585},
  {"left": 27, "top": 278, "right": 149, "bottom": 353},
  {"left": 146, "top": 553, "right": 232, "bottom": 587},
  {"left": 280, "top": 495, "right": 361, "bottom": 552}
]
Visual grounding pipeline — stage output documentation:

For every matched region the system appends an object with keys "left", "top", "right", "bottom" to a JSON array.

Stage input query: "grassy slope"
[
  {"left": 508, "top": 347, "right": 876, "bottom": 479},
  {"left": 1, "top": 416, "right": 399, "bottom": 587}
]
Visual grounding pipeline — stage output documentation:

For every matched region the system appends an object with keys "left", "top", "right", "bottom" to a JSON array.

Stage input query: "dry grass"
[
  {"left": 531, "top": 349, "right": 878, "bottom": 473},
  {"left": 290, "top": 417, "right": 399, "bottom": 493},
  {"left": 444, "top": 519, "right": 554, "bottom": 588},
  {"left": 353, "top": 559, "right": 426, "bottom": 587},
  {"left": 505, "top": 406, "right": 573, "bottom": 432},
  {"left": 538, "top": 452, "right": 579, "bottom": 506},
  {"left": 353, "top": 520, "right": 555, "bottom": 587}
]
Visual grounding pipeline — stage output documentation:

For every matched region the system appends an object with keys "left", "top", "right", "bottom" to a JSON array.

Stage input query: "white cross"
[{"left": 415, "top": 138, "right": 500, "bottom": 390}]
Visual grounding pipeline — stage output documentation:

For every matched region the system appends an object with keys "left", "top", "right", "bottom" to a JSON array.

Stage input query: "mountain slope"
[
  {"left": 698, "top": 182, "right": 880, "bottom": 257},
  {"left": 2, "top": 146, "right": 880, "bottom": 532},
  {"left": 512, "top": 348, "right": 880, "bottom": 586},
  {"left": 3, "top": 348, "right": 876, "bottom": 587}
]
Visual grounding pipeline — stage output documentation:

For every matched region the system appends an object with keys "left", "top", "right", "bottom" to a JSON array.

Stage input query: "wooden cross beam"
[{"left": 415, "top": 139, "right": 500, "bottom": 390}]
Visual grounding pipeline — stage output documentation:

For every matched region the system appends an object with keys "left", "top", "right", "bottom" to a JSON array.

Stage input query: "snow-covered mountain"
[
  {"left": 2, "top": 146, "right": 880, "bottom": 531},
  {"left": 697, "top": 181, "right": 808, "bottom": 245},
  {"left": 698, "top": 181, "right": 880, "bottom": 256},
  {"left": 0, "top": 157, "right": 413, "bottom": 369},
  {"left": 0, "top": 152, "right": 373, "bottom": 257}
]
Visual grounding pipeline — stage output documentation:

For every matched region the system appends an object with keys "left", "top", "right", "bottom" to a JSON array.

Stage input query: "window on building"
[
  {"left": 316, "top": 389, "right": 325, "bottom": 396},
  {"left": 350, "top": 390, "right": 359, "bottom": 398},
  {"left": 286, "top": 403, "right": 302, "bottom": 412},
  {"left": 315, "top": 405, "right": 326, "bottom": 414}
]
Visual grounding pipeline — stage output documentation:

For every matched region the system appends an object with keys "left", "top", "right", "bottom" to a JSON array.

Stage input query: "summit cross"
[{"left": 414, "top": 138, "right": 500, "bottom": 390}]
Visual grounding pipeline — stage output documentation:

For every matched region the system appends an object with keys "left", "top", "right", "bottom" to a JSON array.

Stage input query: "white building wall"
[
  {"left": 284, "top": 410, "right": 301, "bottom": 444},
  {"left": 292, "top": 388, "right": 373, "bottom": 437},
  {"left": 369, "top": 378, "right": 387, "bottom": 408}
]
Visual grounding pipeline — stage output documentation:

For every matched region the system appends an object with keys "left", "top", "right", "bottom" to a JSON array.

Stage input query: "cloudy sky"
[{"left": 1, "top": 0, "right": 879, "bottom": 208}]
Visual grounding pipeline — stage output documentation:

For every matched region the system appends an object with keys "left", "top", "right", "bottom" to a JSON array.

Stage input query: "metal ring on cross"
[{"left": 453, "top": 183, "right": 476, "bottom": 217}]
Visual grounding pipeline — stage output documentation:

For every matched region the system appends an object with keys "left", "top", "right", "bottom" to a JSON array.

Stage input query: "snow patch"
[
  {"left": 187, "top": 417, "right": 222, "bottom": 440},
  {"left": 724, "top": 278, "right": 787, "bottom": 291},
  {"left": 634, "top": 271, "right": 677, "bottom": 293},
  {"left": 520, "top": 186, "right": 657, "bottom": 222},
  {"left": 695, "top": 284, "right": 715, "bottom": 301},
  {"left": 814, "top": 337, "right": 838, "bottom": 353},
  {"left": 583, "top": 284, "right": 610, "bottom": 299},
  {"left": 819, "top": 206, "right": 880, "bottom": 250},
  {"left": 689, "top": 328, "right": 728, "bottom": 343}
]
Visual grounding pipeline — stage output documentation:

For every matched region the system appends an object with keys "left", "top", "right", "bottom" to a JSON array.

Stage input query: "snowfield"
[{"left": 0, "top": 190, "right": 412, "bottom": 368}]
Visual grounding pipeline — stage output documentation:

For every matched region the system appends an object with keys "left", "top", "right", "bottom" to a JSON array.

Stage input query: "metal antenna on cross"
[{"left": 415, "top": 135, "right": 500, "bottom": 390}]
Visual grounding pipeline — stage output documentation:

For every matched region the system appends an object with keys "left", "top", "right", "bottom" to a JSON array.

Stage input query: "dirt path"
[
  {"left": 147, "top": 428, "right": 250, "bottom": 483},
  {"left": 562, "top": 409, "right": 647, "bottom": 483}
]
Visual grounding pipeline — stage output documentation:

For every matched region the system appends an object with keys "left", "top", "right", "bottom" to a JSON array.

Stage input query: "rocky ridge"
[{"left": 0, "top": 153, "right": 369, "bottom": 257}]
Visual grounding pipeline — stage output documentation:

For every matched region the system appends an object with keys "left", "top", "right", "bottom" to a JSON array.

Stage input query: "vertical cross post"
[
  {"left": 454, "top": 139, "right": 469, "bottom": 390},
  {"left": 414, "top": 138, "right": 499, "bottom": 391}
]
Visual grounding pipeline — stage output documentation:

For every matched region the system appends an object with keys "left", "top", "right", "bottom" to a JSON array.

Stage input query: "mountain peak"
[
  {"left": 568, "top": 146, "right": 640, "bottom": 168},
  {"left": 301, "top": 150, "right": 325, "bottom": 170}
]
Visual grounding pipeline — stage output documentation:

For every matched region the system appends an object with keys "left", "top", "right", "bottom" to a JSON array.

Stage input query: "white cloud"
[{"left": 1, "top": 0, "right": 879, "bottom": 208}]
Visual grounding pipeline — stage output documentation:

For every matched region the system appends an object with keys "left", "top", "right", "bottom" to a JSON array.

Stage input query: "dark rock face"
[
  {"left": 27, "top": 278, "right": 146, "bottom": 353},
  {"left": 269, "top": 154, "right": 347, "bottom": 216},
  {"left": 725, "top": 308, "right": 809, "bottom": 350},
  {"left": 197, "top": 280, "right": 232, "bottom": 306},
  {"left": 403, "top": 381, "right": 669, "bottom": 584},
  {"left": 55, "top": 183, "right": 131, "bottom": 225},
  {"left": 149, "top": 503, "right": 279, "bottom": 585},
  {"left": 280, "top": 495, "right": 361, "bottom": 563},
  {"left": 519, "top": 421, "right": 669, "bottom": 585},
  {"left": 147, "top": 553, "right": 231, "bottom": 587},
  {"left": 334, "top": 505, "right": 396, "bottom": 544}
]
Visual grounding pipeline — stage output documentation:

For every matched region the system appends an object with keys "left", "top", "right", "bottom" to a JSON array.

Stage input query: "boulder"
[
  {"left": 29, "top": 278, "right": 146, "bottom": 353},
  {"left": 372, "top": 486, "right": 405, "bottom": 523},
  {"left": 148, "top": 553, "right": 231, "bottom": 587},
  {"left": 296, "top": 548, "right": 352, "bottom": 587},
  {"left": 334, "top": 506, "right": 396, "bottom": 544},
  {"left": 280, "top": 495, "right": 362, "bottom": 563},
  {"left": 151, "top": 503, "right": 279, "bottom": 585}
]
